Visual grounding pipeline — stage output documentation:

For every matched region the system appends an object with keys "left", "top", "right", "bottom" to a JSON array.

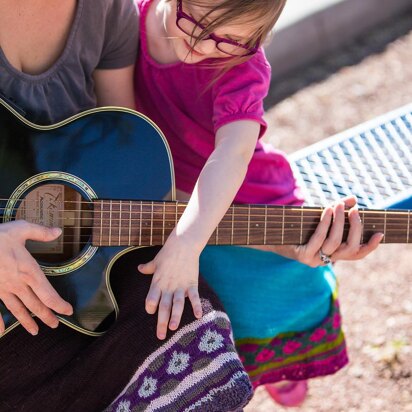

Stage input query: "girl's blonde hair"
[
  {"left": 176, "top": 0, "right": 287, "bottom": 67},
  {"left": 167, "top": 0, "right": 287, "bottom": 90},
  {"left": 187, "top": 0, "right": 286, "bottom": 47}
]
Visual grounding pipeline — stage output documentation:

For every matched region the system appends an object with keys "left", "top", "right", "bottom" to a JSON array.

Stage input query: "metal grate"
[{"left": 290, "top": 103, "right": 412, "bottom": 209}]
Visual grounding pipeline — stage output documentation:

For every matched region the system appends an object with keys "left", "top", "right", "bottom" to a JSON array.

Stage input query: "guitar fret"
[
  {"left": 231, "top": 205, "right": 234, "bottom": 245},
  {"left": 150, "top": 201, "right": 154, "bottom": 246},
  {"left": 247, "top": 205, "right": 250, "bottom": 245},
  {"left": 175, "top": 202, "right": 178, "bottom": 227},
  {"left": 407, "top": 210, "right": 410, "bottom": 244},
  {"left": 128, "top": 201, "right": 132, "bottom": 246},
  {"left": 162, "top": 202, "right": 166, "bottom": 244},
  {"left": 119, "top": 200, "right": 122, "bottom": 246},
  {"left": 264, "top": 205, "right": 267, "bottom": 245},
  {"left": 109, "top": 200, "right": 113, "bottom": 246},
  {"left": 361, "top": 210, "right": 364, "bottom": 244},
  {"left": 281, "top": 206, "right": 285, "bottom": 245},
  {"left": 139, "top": 202, "right": 142, "bottom": 246},
  {"left": 100, "top": 201, "right": 103, "bottom": 247},
  {"left": 221, "top": 205, "right": 247, "bottom": 245},
  {"left": 383, "top": 211, "right": 387, "bottom": 244},
  {"left": 300, "top": 207, "right": 303, "bottom": 245}
]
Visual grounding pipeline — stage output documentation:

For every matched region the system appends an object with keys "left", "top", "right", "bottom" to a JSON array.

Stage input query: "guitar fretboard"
[{"left": 92, "top": 200, "right": 411, "bottom": 246}]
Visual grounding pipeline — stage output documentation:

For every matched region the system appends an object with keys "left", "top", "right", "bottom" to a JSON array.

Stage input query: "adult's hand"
[
  {"left": 0, "top": 221, "right": 73, "bottom": 336},
  {"left": 250, "top": 196, "right": 383, "bottom": 267},
  {"left": 293, "top": 196, "right": 383, "bottom": 267}
]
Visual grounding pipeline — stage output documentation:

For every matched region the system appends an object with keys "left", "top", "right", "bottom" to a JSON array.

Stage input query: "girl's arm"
[
  {"left": 93, "top": 65, "right": 136, "bottom": 110},
  {"left": 139, "top": 120, "right": 260, "bottom": 340}
]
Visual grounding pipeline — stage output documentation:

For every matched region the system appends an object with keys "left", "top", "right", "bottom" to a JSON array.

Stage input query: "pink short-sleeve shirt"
[{"left": 135, "top": 0, "right": 302, "bottom": 205}]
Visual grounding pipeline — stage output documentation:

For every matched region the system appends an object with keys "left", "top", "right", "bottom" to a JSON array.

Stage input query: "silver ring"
[{"left": 319, "top": 249, "right": 332, "bottom": 264}]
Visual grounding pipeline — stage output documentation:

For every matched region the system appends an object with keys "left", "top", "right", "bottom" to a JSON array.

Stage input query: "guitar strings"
[
  {"left": 0, "top": 207, "right": 410, "bottom": 218},
  {"left": 1, "top": 199, "right": 410, "bottom": 243},
  {"left": 16, "top": 224, "right": 405, "bottom": 233},
  {"left": 3, "top": 216, "right": 409, "bottom": 228},
  {"left": 12, "top": 221, "right": 409, "bottom": 245},
  {"left": 18, "top": 230, "right": 409, "bottom": 246},
  {"left": 20, "top": 232, "right": 410, "bottom": 246},
  {"left": 0, "top": 198, "right": 410, "bottom": 216},
  {"left": 0, "top": 209, "right": 411, "bottom": 223},
  {"left": 2, "top": 213, "right": 409, "bottom": 228}
]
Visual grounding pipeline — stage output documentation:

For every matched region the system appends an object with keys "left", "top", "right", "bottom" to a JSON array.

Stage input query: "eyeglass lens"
[{"left": 177, "top": 17, "right": 251, "bottom": 56}]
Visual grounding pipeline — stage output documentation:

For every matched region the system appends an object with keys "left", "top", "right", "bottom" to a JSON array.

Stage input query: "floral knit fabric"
[{"left": 106, "top": 304, "right": 253, "bottom": 412}]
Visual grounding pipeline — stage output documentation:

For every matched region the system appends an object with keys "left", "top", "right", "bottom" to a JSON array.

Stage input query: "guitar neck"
[{"left": 92, "top": 200, "right": 412, "bottom": 246}]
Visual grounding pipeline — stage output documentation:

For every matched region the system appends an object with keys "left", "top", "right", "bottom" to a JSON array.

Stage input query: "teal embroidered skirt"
[{"left": 200, "top": 246, "right": 348, "bottom": 387}]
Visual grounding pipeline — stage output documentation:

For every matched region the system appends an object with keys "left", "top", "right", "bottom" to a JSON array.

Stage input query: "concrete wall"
[{"left": 265, "top": 0, "right": 412, "bottom": 78}]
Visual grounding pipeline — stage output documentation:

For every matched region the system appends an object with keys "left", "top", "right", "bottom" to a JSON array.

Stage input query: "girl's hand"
[
  {"left": 293, "top": 196, "right": 383, "bottom": 267},
  {"left": 138, "top": 235, "right": 203, "bottom": 340},
  {"left": 0, "top": 221, "right": 73, "bottom": 336}
]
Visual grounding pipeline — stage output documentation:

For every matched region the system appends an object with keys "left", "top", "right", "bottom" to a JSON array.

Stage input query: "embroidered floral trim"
[{"left": 236, "top": 299, "right": 349, "bottom": 387}]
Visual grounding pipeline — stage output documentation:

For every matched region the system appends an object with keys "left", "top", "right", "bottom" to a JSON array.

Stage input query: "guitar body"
[
  {"left": 2, "top": 98, "right": 410, "bottom": 338},
  {"left": 0, "top": 99, "right": 175, "bottom": 336}
]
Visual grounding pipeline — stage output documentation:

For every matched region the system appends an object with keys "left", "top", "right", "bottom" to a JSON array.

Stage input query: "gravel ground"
[{"left": 245, "top": 9, "right": 412, "bottom": 412}]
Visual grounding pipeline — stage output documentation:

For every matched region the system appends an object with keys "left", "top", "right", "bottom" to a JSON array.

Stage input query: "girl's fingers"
[
  {"left": 187, "top": 286, "right": 202, "bottom": 319},
  {"left": 1, "top": 293, "right": 39, "bottom": 335},
  {"left": 169, "top": 289, "right": 185, "bottom": 331},
  {"left": 0, "top": 314, "right": 4, "bottom": 334},
  {"left": 157, "top": 292, "right": 173, "bottom": 340},
  {"left": 17, "top": 286, "right": 59, "bottom": 329},
  {"left": 145, "top": 283, "right": 161, "bottom": 315},
  {"left": 138, "top": 260, "right": 156, "bottom": 275}
]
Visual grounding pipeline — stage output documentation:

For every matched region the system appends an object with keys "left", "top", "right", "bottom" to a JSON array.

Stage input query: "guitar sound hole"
[{"left": 16, "top": 183, "right": 93, "bottom": 265}]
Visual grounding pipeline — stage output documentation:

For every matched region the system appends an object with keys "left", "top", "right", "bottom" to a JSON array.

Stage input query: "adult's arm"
[{"left": 93, "top": 65, "right": 136, "bottom": 110}]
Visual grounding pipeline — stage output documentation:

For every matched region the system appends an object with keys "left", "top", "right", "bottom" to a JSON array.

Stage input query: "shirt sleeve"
[
  {"left": 212, "top": 49, "right": 271, "bottom": 138},
  {"left": 97, "top": 0, "right": 140, "bottom": 69}
]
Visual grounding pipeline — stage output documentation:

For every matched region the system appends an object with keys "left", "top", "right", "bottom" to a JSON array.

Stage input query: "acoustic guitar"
[{"left": 0, "top": 97, "right": 410, "bottom": 337}]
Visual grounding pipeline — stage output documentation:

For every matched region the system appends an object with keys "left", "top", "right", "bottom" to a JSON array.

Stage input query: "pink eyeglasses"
[{"left": 176, "top": 0, "right": 259, "bottom": 57}]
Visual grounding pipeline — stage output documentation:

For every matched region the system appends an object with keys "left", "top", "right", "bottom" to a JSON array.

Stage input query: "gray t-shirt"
[{"left": 0, "top": 0, "right": 139, "bottom": 125}]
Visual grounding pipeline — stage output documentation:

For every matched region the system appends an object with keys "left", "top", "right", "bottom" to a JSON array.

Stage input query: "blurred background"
[{"left": 246, "top": 0, "right": 412, "bottom": 411}]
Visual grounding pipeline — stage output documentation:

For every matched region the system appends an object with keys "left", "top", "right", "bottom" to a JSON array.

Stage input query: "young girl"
[
  {"left": 0, "top": 2, "right": 255, "bottom": 412},
  {"left": 134, "top": 0, "right": 383, "bottom": 407}
]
